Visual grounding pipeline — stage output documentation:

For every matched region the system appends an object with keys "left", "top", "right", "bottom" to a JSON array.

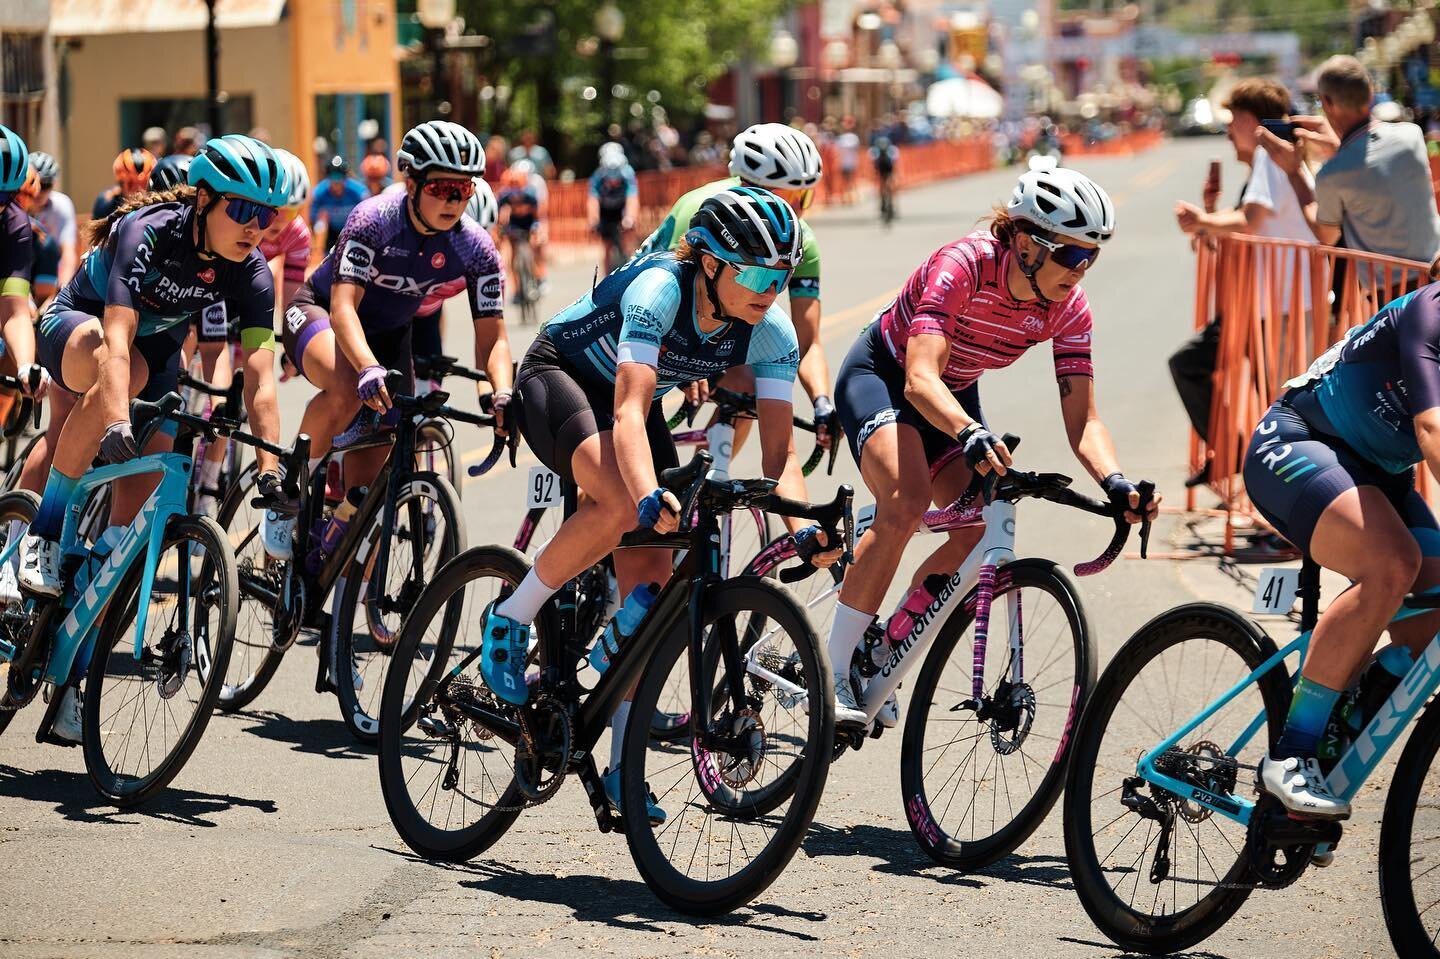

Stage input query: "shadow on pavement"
[
  {"left": 0, "top": 763, "right": 277, "bottom": 826},
  {"left": 803, "top": 820, "right": 1073, "bottom": 889},
  {"left": 1056, "top": 936, "right": 1235, "bottom": 959},
  {"left": 238, "top": 710, "right": 373, "bottom": 761}
]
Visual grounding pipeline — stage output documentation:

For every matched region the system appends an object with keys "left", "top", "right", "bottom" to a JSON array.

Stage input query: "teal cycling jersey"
[
  {"left": 1293, "top": 285, "right": 1440, "bottom": 473},
  {"left": 542, "top": 252, "right": 799, "bottom": 402}
]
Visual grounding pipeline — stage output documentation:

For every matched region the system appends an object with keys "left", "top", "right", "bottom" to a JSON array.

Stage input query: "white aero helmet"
[
  {"left": 273, "top": 148, "right": 311, "bottom": 208},
  {"left": 598, "top": 141, "right": 627, "bottom": 170},
  {"left": 729, "top": 122, "right": 822, "bottom": 189},
  {"left": 1006, "top": 156, "right": 1114, "bottom": 244},
  {"left": 466, "top": 176, "right": 498, "bottom": 229}
]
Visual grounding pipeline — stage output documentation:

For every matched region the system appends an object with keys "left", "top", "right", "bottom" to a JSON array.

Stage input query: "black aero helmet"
[
  {"left": 684, "top": 186, "right": 802, "bottom": 269},
  {"left": 150, "top": 153, "right": 193, "bottom": 191}
]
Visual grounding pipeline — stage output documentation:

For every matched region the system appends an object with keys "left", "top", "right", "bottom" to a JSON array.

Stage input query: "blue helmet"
[
  {"left": 0, "top": 125, "right": 29, "bottom": 194},
  {"left": 684, "top": 186, "right": 802, "bottom": 269},
  {"left": 187, "top": 134, "right": 289, "bottom": 207}
]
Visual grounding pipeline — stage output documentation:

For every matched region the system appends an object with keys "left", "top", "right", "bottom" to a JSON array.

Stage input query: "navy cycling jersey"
[
  {"left": 1291, "top": 284, "right": 1440, "bottom": 473},
  {"left": 543, "top": 252, "right": 799, "bottom": 401},
  {"left": 56, "top": 201, "right": 273, "bottom": 342},
  {"left": 303, "top": 189, "right": 503, "bottom": 333},
  {"left": 1, "top": 202, "right": 34, "bottom": 299}
]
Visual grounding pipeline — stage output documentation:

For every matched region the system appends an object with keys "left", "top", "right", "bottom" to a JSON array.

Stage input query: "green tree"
[{"left": 455, "top": 0, "right": 794, "bottom": 167}]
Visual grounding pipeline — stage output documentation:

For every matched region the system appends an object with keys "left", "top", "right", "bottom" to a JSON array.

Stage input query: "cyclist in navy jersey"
[
  {"left": 486, "top": 186, "right": 842, "bottom": 821},
  {"left": 14, "top": 135, "right": 292, "bottom": 615},
  {"left": 0, "top": 127, "right": 43, "bottom": 388},
  {"left": 281, "top": 120, "right": 511, "bottom": 502},
  {"left": 1243, "top": 283, "right": 1440, "bottom": 818}
]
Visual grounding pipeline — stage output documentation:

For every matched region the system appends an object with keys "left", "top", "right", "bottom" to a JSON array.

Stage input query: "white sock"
[
  {"left": 198, "top": 457, "right": 222, "bottom": 490},
  {"left": 610, "top": 700, "right": 633, "bottom": 771},
  {"left": 827, "top": 603, "right": 874, "bottom": 680},
  {"left": 495, "top": 566, "right": 561, "bottom": 625}
]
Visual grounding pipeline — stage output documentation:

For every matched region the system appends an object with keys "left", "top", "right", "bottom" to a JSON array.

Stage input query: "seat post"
[{"left": 1298, "top": 557, "right": 1322, "bottom": 632}]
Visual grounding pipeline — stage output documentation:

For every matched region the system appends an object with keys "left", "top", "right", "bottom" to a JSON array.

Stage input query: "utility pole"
[{"left": 205, "top": 0, "right": 221, "bottom": 134}]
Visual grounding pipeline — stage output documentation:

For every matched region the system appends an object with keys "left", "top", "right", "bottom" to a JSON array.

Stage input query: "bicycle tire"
[
  {"left": 0, "top": 490, "right": 40, "bottom": 723},
  {"left": 1379, "top": 690, "right": 1440, "bottom": 958},
  {"left": 333, "top": 471, "right": 466, "bottom": 743},
  {"left": 1063, "top": 602, "right": 1288, "bottom": 955},
  {"left": 213, "top": 463, "right": 285, "bottom": 713},
  {"left": 622, "top": 576, "right": 833, "bottom": 915},
  {"left": 2, "top": 432, "right": 41, "bottom": 493},
  {"left": 901, "top": 559, "right": 1093, "bottom": 869},
  {"left": 415, "top": 420, "right": 460, "bottom": 498},
  {"left": 82, "top": 514, "right": 238, "bottom": 806},
  {"left": 377, "top": 544, "right": 531, "bottom": 861}
]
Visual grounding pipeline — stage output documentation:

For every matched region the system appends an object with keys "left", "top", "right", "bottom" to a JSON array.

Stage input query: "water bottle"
[
  {"left": 589, "top": 583, "right": 659, "bottom": 675},
  {"left": 306, "top": 486, "right": 366, "bottom": 574},
  {"left": 883, "top": 574, "right": 949, "bottom": 646}
]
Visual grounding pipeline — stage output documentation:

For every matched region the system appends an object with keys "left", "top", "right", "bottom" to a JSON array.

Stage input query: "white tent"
[{"left": 925, "top": 76, "right": 1003, "bottom": 119}]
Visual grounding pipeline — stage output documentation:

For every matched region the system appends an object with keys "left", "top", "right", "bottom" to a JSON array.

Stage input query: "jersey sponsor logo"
[
  {"left": 1021, "top": 315, "right": 1045, "bottom": 333},
  {"left": 480, "top": 273, "right": 502, "bottom": 301},
  {"left": 151, "top": 274, "right": 213, "bottom": 303},
  {"left": 937, "top": 270, "right": 956, "bottom": 292},
  {"left": 197, "top": 267, "right": 216, "bottom": 284},
  {"left": 431, "top": 252, "right": 446, "bottom": 270},
  {"left": 200, "top": 302, "right": 229, "bottom": 338},
  {"left": 857, "top": 408, "right": 899, "bottom": 450},
  {"left": 285, "top": 304, "right": 308, "bottom": 333},
  {"left": 339, "top": 240, "right": 375, "bottom": 280}
]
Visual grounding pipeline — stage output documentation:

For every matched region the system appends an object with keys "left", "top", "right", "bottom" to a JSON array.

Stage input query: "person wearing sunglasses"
[
  {"left": 485, "top": 186, "right": 842, "bottom": 820},
  {"left": 13, "top": 134, "right": 293, "bottom": 629},
  {"left": 0, "top": 126, "right": 45, "bottom": 403},
  {"left": 823, "top": 156, "right": 1160, "bottom": 727},
  {"left": 273, "top": 120, "right": 511, "bottom": 571},
  {"left": 633, "top": 123, "right": 834, "bottom": 451},
  {"left": 496, "top": 158, "right": 550, "bottom": 298}
]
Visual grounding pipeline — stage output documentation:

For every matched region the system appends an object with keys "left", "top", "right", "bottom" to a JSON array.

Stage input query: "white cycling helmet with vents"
[
  {"left": 1006, "top": 156, "right": 1114, "bottom": 244},
  {"left": 728, "top": 123, "right": 822, "bottom": 189}
]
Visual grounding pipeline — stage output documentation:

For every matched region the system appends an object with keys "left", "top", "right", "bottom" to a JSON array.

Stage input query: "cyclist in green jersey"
[{"left": 634, "top": 123, "right": 834, "bottom": 443}]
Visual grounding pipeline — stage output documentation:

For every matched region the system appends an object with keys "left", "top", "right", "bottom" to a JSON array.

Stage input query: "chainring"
[
  {"left": 513, "top": 696, "right": 572, "bottom": 804},
  {"left": 1176, "top": 740, "right": 1239, "bottom": 824}
]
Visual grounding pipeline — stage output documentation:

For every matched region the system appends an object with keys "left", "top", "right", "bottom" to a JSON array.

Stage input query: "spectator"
[
  {"left": 1171, "top": 78, "right": 1315, "bottom": 483},
  {"left": 92, "top": 147, "right": 155, "bottom": 221},
  {"left": 835, "top": 116, "right": 861, "bottom": 204},
  {"left": 25, "top": 151, "right": 79, "bottom": 288},
  {"left": 172, "top": 127, "right": 201, "bottom": 157},
  {"left": 142, "top": 126, "right": 167, "bottom": 157},
  {"left": 360, "top": 153, "right": 391, "bottom": 195},
  {"left": 1260, "top": 54, "right": 1440, "bottom": 269},
  {"left": 507, "top": 129, "right": 556, "bottom": 179},
  {"left": 309, "top": 155, "right": 368, "bottom": 253},
  {"left": 484, "top": 134, "right": 509, "bottom": 183}
]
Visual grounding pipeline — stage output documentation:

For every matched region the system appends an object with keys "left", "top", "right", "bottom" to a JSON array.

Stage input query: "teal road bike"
[
  {"left": 0, "top": 392, "right": 305, "bottom": 805},
  {"left": 1063, "top": 558, "right": 1440, "bottom": 957}
]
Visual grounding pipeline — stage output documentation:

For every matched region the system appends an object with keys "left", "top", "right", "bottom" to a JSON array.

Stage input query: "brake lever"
[{"left": 1136, "top": 480, "right": 1156, "bottom": 560}]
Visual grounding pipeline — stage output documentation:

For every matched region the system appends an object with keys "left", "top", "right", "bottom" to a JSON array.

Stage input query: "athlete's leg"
[{"left": 291, "top": 323, "right": 361, "bottom": 463}]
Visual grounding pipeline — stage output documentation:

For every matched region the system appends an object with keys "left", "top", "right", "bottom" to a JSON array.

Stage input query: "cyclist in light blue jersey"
[{"left": 486, "top": 186, "right": 842, "bottom": 820}]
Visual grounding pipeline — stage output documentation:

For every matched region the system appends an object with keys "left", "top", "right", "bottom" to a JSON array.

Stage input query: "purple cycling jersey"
[{"left": 302, "top": 190, "right": 504, "bottom": 332}]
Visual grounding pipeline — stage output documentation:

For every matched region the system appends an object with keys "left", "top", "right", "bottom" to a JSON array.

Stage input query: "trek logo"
[
  {"left": 1252, "top": 418, "right": 1317, "bottom": 485},
  {"left": 879, "top": 571, "right": 964, "bottom": 679},
  {"left": 58, "top": 499, "right": 154, "bottom": 645},
  {"left": 1329, "top": 636, "right": 1440, "bottom": 794}
]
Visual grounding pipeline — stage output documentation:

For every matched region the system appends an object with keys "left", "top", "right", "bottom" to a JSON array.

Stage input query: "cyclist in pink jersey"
[{"left": 827, "top": 158, "right": 1161, "bottom": 725}]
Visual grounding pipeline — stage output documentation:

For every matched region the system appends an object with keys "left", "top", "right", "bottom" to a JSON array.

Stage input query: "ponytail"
[{"left": 86, "top": 185, "right": 197, "bottom": 247}]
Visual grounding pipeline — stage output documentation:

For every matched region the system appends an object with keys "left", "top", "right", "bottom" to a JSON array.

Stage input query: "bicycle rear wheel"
[
  {"left": 333, "top": 472, "right": 465, "bottom": 742},
  {"left": 623, "top": 577, "right": 833, "bottom": 915},
  {"left": 1380, "top": 692, "right": 1440, "bottom": 958},
  {"left": 1062, "top": 603, "right": 1288, "bottom": 955},
  {"left": 82, "top": 515, "right": 238, "bottom": 805},
  {"left": 378, "top": 544, "right": 531, "bottom": 861},
  {"left": 213, "top": 464, "right": 285, "bottom": 713}
]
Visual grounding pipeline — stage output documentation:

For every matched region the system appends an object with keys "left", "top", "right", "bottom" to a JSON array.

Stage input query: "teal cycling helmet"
[
  {"left": 0, "top": 125, "right": 29, "bottom": 194},
  {"left": 187, "top": 134, "right": 290, "bottom": 207}
]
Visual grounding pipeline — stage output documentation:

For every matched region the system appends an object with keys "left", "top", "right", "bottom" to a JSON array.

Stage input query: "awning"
[{"left": 51, "top": 0, "right": 286, "bottom": 37}]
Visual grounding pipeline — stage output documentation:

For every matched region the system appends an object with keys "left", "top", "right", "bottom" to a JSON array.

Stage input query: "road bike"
[
  {"left": 1062, "top": 558, "right": 1440, "bottom": 957},
  {"left": 412, "top": 352, "right": 495, "bottom": 497},
  {"left": 216, "top": 371, "right": 507, "bottom": 742},
  {"left": 506, "top": 229, "right": 541, "bottom": 325},
  {"left": 377, "top": 449, "right": 853, "bottom": 914},
  {"left": 0, "top": 391, "right": 301, "bottom": 804}
]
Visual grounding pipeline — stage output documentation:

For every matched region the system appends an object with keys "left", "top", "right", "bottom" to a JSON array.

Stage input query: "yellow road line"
[{"left": 1111, "top": 157, "right": 1179, "bottom": 208}]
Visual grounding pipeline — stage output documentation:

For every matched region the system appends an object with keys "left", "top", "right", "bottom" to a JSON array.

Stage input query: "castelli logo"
[
  {"left": 198, "top": 268, "right": 216, "bottom": 283},
  {"left": 431, "top": 252, "right": 446, "bottom": 269}
]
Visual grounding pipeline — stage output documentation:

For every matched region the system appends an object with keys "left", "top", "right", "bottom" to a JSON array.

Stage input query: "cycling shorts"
[
  {"left": 1243, "top": 390, "right": 1440, "bottom": 556},
  {"left": 512, "top": 333, "right": 677, "bottom": 484},
  {"left": 281, "top": 287, "right": 414, "bottom": 391},
  {"left": 835, "top": 321, "right": 985, "bottom": 479},
  {"left": 36, "top": 306, "right": 183, "bottom": 401},
  {"left": 413, "top": 312, "right": 441, "bottom": 364}
]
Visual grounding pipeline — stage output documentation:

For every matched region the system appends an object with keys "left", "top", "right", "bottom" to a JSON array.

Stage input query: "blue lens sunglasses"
[
  {"left": 1028, "top": 232, "right": 1100, "bottom": 270},
  {"left": 224, "top": 196, "right": 279, "bottom": 230},
  {"left": 728, "top": 262, "right": 794, "bottom": 295}
]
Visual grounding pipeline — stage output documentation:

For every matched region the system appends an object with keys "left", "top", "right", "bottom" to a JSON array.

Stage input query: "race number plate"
[
  {"left": 1252, "top": 567, "right": 1301, "bottom": 615},
  {"left": 526, "top": 465, "right": 563, "bottom": 509}
]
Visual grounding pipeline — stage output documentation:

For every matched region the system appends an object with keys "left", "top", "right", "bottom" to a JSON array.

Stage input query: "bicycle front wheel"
[
  {"left": 334, "top": 472, "right": 465, "bottom": 742},
  {"left": 82, "top": 515, "right": 238, "bottom": 805},
  {"left": 213, "top": 463, "right": 286, "bottom": 712},
  {"left": 623, "top": 577, "right": 833, "bottom": 915},
  {"left": 1380, "top": 691, "right": 1440, "bottom": 958},
  {"left": 1062, "top": 603, "right": 1289, "bottom": 955}
]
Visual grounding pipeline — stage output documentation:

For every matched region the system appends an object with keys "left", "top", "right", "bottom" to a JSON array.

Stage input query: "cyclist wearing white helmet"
[
  {"left": 822, "top": 156, "right": 1156, "bottom": 726},
  {"left": 634, "top": 122, "right": 834, "bottom": 448},
  {"left": 411, "top": 176, "right": 499, "bottom": 389},
  {"left": 587, "top": 141, "right": 639, "bottom": 273}
]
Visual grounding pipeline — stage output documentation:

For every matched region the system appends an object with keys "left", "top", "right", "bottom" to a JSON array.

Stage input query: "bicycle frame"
[
  {"left": 0, "top": 452, "right": 192, "bottom": 683},
  {"left": 1133, "top": 597, "right": 1440, "bottom": 827}
]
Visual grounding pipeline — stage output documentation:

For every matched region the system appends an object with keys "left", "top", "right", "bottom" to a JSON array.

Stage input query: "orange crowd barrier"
[
  {"left": 1185, "top": 233, "right": 1433, "bottom": 552},
  {"left": 1060, "top": 127, "right": 1163, "bottom": 157}
]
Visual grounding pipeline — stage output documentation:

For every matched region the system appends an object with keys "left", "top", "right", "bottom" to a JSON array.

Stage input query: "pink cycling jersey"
[
  {"left": 258, "top": 216, "right": 313, "bottom": 286},
  {"left": 877, "top": 231, "right": 1094, "bottom": 390}
]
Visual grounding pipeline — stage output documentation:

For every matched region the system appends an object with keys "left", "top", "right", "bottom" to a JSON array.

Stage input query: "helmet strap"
[
  {"left": 194, "top": 189, "right": 223, "bottom": 259},
  {"left": 406, "top": 173, "right": 446, "bottom": 235},
  {"left": 1015, "top": 236, "right": 1052, "bottom": 307},
  {"left": 700, "top": 260, "right": 741, "bottom": 328}
]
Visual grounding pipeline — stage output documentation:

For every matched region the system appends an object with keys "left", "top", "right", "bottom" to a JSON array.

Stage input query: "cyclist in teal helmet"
[
  {"left": 13, "top": 134, "right": 290, "bottom": 630},
  {"left": 0, "top": 123, "right": 44, "bottom": 416}
]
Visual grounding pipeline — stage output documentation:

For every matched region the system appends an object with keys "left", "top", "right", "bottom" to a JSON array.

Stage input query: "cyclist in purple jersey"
[
  {"left": 282, "top": 121, "right": 512, "bottom": 492},
  {"left": 15, "top": 135, "right": 292, "bottom": 612}
]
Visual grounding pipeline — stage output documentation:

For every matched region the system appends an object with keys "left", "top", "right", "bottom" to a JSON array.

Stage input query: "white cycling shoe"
[
  {"left": 52, "top": 686, "right": 83, "bottom": 744},
  {"left": 0, "top": 559, "right": 21, "bottom": 606},
  {"left": 1257, "top": 752, "right": 1350, "bottom": 820},
  {"left": 18, "top": 535, "right": 61, "bottom": 598},
  {"left": 833, "top": 675, "right": 868, "bottom": 727},
  {"left": 875, "top": 690, "right": 900, "bottom": 729}
]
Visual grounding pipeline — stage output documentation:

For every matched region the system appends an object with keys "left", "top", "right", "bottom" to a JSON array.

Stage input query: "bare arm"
[
  {"left": 473, "top": 314, "right": 514, "bottom": 435},
  {"left": 613, "top": 362, "right": 664, "bottom": 507},
  {"left": 0, "top": 294, "right": 36, "bottom": 370},
  {"left": 903, "top": 332, "right": 979, "bottom": 438},
  {"left": 242, "top": 344, "right": 281, "bottom": 475},
  {"left": 99, "top": 304, "right": 139, "bottom": 425},
  {"left": 57, "top": 240, "right": 79, "bottom": 288},
  {"left": 1416, "top": 407, "right": 1440, "bottom": 487},
  {"left": 1058, "top": 375, "right": 1120, "bottom": 483}
]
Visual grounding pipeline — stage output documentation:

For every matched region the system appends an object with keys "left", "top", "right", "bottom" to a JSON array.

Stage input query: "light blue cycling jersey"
[{"left": 543, "top": 252, "right": 799, "bottom": 401}]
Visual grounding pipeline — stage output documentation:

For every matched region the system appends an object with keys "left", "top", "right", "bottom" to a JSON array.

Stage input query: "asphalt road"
[{"left": 0, "top": 137, "right": 1398, "bottom": 958}]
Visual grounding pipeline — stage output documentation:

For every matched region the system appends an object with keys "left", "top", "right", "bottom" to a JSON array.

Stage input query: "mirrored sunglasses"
[
  {"left": 224, "top": 196, "right": 279, "bottom": 229},
  {"left": 421, "top": 178, "right": 476, "bottom": 203},
  {"left": 1029, "top": 232, "right": 1100, "bottom": 270},
  {"left": 730, "top": 263, "right": 793, "bottom": 295}
]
